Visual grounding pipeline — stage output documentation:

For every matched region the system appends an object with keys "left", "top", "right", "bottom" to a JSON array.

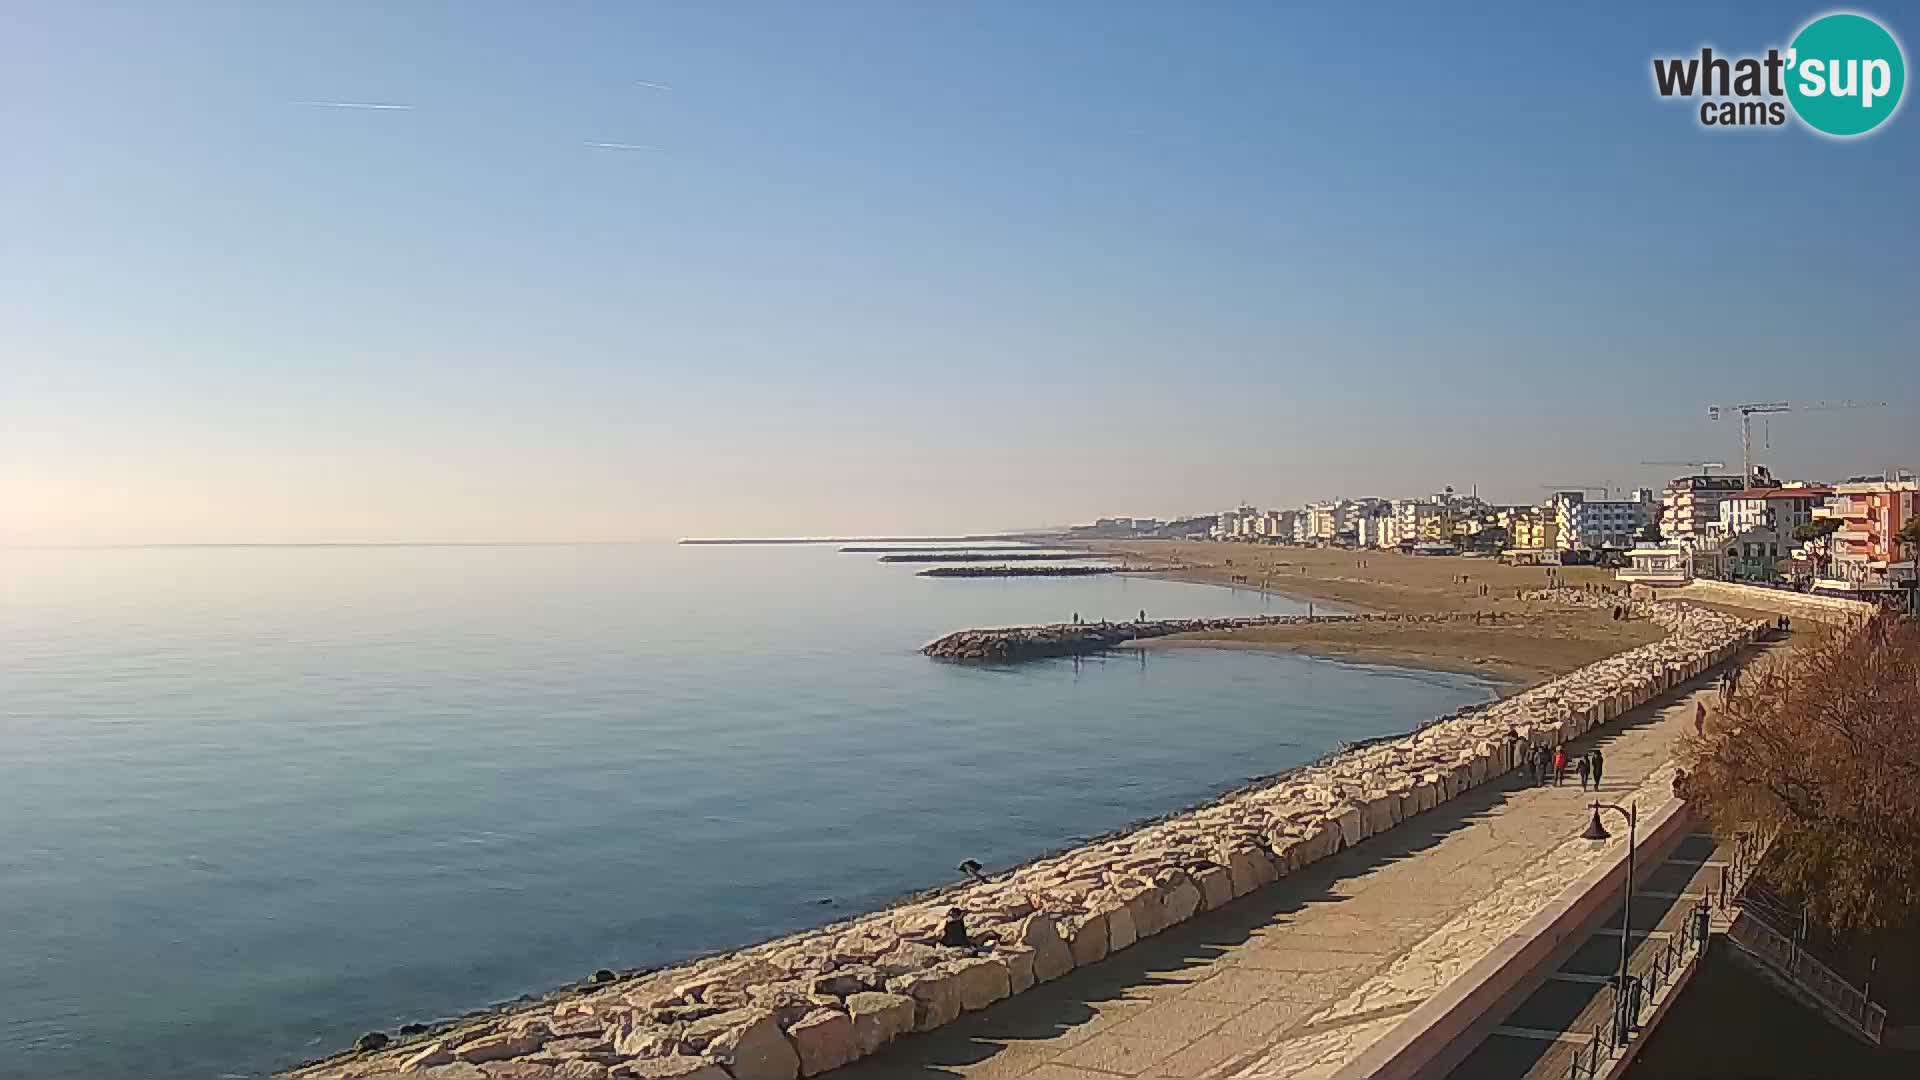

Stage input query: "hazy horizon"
[{"left": 5, "top": 2, "right": 1916, "bottom": 546}]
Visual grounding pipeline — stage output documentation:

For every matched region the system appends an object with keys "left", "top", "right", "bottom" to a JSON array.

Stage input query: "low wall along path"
[{"left": 289, "top": 602, "right": 1767, "bottom": 1080}]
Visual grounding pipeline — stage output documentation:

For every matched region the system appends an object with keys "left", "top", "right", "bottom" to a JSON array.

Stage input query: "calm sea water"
[{"left": 0, "top": 544, "right": 1492, "bottom": 1079}]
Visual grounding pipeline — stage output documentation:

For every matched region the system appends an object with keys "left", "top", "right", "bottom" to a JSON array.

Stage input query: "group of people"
[{"left": 1518, "top": 739, "right": 1606, "bottom": 792}]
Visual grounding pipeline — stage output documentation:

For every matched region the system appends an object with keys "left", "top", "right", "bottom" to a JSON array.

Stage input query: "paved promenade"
[{"left": 832, "top": 667, "right": 1734, "bottom": 1080}]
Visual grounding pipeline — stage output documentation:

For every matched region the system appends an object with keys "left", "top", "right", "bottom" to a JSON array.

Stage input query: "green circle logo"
[{"left": 1787, "top": 12, "right": 1906, "bottom": 136}]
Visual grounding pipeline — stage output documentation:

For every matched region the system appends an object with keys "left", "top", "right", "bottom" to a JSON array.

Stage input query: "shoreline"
[
  {"left": 1125, "top": 634, "right": 1531, "bottom": 690},
  {"left": 294, "top": 601, "right": 1765, "bottom": 1080}
]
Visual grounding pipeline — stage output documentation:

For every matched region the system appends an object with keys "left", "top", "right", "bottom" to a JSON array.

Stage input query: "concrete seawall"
[
  {"left": 291, "top": 602, "right": 1768, "bottom": 1080},
  {"left": 1667, "top": 579, "right": 1880, "bottom": 624},
  {"left": 1330, "top": 799, "right": 1698, "bottom": 1080}
]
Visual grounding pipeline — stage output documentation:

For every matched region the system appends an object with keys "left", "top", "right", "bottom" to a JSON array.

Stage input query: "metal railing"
[
  {"left": 1563, "top": 897, "right": 1714, "bottom": 1079},
  {"left": 1727, "top": 907, "right": 1887, "bottom": 1043},
  {"left": 1714, "top": 826, "right": 1886, "bottom": 1044}
]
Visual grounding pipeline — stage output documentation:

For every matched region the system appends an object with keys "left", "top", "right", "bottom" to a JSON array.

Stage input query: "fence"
[
  {"left": 1715, "top": 826, "right": 1886, "bottom": 1045},
  {"left": 1561, "top": 897, "right": 1714, "bottom": 1079},
  {"left": 1726, "top": 907, "right": 1888, "bottom": 1043}
]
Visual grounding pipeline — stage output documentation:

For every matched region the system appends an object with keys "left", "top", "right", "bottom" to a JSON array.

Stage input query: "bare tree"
[{"left": 1680, "top": 613, "right": 1920, "bottom": 930}]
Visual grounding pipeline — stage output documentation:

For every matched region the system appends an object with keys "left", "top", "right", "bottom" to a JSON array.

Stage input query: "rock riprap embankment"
[
  {"left": 922, "top": 611, "right": 1514, "bottom": 663},
  {"left": 289, "top": 602, "right": 1766, "bottom": 1080}
]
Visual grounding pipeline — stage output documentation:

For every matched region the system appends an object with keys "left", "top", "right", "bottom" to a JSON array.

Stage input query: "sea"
[{"left": 0, "top": 542, "right": 1495, "bottom": 1079}]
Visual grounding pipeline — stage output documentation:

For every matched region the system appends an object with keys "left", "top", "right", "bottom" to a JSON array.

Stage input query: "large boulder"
[
  {"left": 785, "top": 1009, "right": 856, "bottom": 1077},
  {"left": 887, "top": 966, "right": 963, "bottom": 1031},
  {"left": 1194, "top": 865, "right": 1234, "bottom": 911},
  {"left": 1226, "top": 845, "right": 1277, "bottom": 895},
  {"left": 1065, "top": 911, "right": 1109, "bottom": 967},
  {"left": 398, "top": 1042, "right": 454, "bottom": 1073},
  {"left": 1333, "top": 806, "right": 1364, "bottom": 848},
  {"left": 454, "top": 1029, "right": 545, "bottom": 1063},
  {"left": 1000, "top": 945, "right": 1037, "bottom": 994},
  {"left": 704, "top": 1009, "right": 800, "bottom": 1080},
  {"left": 1004, "top": 914, "right": 1074, "bottom": 983},
  {"left": 946, "top": 956, "right": 1012, "bottom": 1012},
  {"left": 844, "top": 992, "right": 916, "bottom": 1056}
]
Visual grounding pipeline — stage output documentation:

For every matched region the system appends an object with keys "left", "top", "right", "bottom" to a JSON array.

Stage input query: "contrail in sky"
[
  {"left": 635, "top": 80, "right": 673, "bottom": 91},
  {"left": 586, "top": 141, "right": 662, "bottom": 151},
  {"left": 295, "top": 101, "right": 416, "bottom": 110}
]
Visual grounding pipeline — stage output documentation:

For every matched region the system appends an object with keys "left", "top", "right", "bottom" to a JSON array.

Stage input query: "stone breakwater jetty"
[
  {"left": 290, "top": 601, "right": 1766, "bottom": 1080},
  {"left": 920, "top": 612, "right": 1518, "bottom": 663},
  {"left": 877, "top": 552, "right": 1101, "bottom": 563},
  {"left": 914, "top": 565, "right": 1117, "bottom": 579}
]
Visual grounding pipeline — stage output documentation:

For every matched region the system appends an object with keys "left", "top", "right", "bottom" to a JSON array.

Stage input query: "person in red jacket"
[{"left": 1552, "top": 745, "right": 1568, "bottom": 786}]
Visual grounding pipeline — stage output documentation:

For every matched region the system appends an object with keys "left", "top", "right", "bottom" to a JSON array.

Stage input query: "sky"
[{"left": 3, "top": 1, "right": 1916, "bottom": 543}]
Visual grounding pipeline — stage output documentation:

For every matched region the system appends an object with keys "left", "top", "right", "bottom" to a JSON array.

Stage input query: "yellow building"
[{"left": 1509, "top": 513, "right": 1560, "bottom": 551}]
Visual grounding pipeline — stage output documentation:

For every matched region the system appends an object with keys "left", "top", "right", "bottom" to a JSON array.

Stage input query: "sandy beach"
[{"left": 1088, "top": 540, "right": 1660, "bottom": 686}]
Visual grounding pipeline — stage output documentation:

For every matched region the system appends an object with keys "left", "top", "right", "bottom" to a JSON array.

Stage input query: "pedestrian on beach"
[
  {"left": 1576, "top": 753, "right": 1591, "bottom": 792},
  {"left": 1695, "top": 700, "right": 1706, "bottom": 736},
  {"left": 1553, "top": 745, "right": 1567, "bottom": 786},
  {"left": 1590, "top": 748, "right": 1605, "bottom": 789}
]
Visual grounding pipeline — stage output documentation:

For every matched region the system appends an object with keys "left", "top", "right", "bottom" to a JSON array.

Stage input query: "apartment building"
[
  {"left": 1549, "top": 489, "right": 1655, "bottom": 551},
  {"left": 1391, "top": 499, "right": 1444, "bottom": 544},
  {"left": 1814, "top": 479, "right": 1920, "bottom": 591},
  {"left": 1713, "top": 485, "right": 1832, "bottom": 538},
  {"left": 1660, "top": 473, "right": 1752, "bottom": 547}
]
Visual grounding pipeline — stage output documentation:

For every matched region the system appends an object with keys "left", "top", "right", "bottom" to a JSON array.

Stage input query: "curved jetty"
[
  {"left": 290, "top": 601, "right": 1767, "bottom": 1080},
  {"left": 923, "top": 614, "right": 1357, "bottom": 661},
  {"left": 917, "top": 565, "right": 1115, "bottom": 579}
]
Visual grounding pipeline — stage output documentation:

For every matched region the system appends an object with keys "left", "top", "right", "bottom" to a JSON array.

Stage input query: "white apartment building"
[
  {"left": 1549, "top": 489, "right": 1655, "bottom": 551},
  {"left": 1712, "top": 485, "right": 1831, "bottom": 539},
  {"left": 1304, "top": 501, "right": 1352, "bottom": 543}
]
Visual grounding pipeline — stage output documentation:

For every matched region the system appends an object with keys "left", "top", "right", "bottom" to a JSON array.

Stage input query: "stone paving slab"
[{"left": 828, "top": 669, "right": 1735, "bottom": 1079}]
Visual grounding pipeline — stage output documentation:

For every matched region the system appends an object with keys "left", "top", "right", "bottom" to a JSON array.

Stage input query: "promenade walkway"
[{"left": 831, "top": 664, "right": 1740, "bottom": 1080}]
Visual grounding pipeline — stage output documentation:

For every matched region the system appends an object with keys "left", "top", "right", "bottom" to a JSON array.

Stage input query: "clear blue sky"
[{"left": 4, "top": 1, "right": 1915, "bottom": 542}]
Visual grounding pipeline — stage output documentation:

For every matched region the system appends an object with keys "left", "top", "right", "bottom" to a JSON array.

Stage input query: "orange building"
[{"left": 1814, "top": 480, "right": 1920, "bottom": 592}]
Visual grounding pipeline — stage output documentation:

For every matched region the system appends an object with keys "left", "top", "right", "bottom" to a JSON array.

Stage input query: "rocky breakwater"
[
  {"left": 289, "top": 601, "right": 1769, "bottom": 1080},
  {"left": 922, "top": 614, "right": 1353, "bottom": 662},
  {"left": 923, "top": 611, "right": 1514, "bottom": 663}
]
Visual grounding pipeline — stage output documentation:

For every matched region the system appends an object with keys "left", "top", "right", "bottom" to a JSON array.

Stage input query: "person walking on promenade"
[
  {"left": 1695, "top": 700, "right": 1707, "bottom": 737},
  {"left": 1576, "top": 753, "right": 1591, "bottom": 792},
  {"left": 1590, "top": 748, "right": 1605, "bottom": 789},
  {"left": 1553, "top": 745, "right": 1568, "bottom": 786}
]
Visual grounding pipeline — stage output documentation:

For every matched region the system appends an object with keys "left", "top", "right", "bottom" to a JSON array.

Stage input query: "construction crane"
[{"left": 1708, "top": 401, "right": 1888, "bottom": 483}]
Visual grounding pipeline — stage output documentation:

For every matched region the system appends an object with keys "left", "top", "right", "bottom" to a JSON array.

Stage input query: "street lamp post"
[{"left": 1583, "top": 800, "right": 1639, "bottom": 1044}]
